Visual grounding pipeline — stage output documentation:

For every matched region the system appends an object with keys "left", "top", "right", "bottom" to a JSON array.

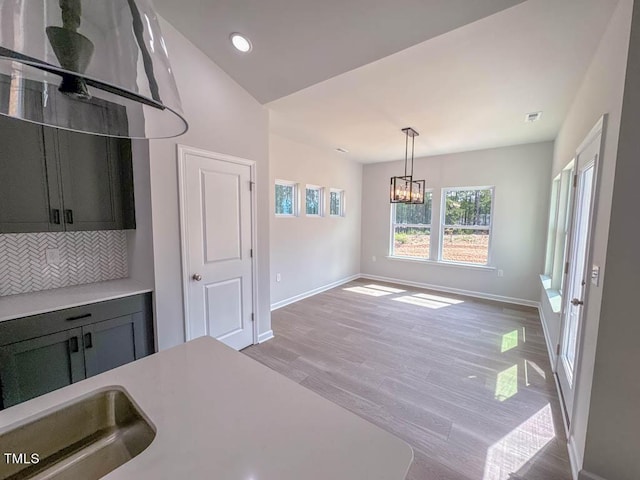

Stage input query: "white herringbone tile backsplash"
[{"left": 0, "top": 231, "right": 128, "bottom": 296}]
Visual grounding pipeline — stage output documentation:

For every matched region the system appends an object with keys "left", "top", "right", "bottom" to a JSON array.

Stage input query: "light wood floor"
[{"left": 243, "top": 279, "right": 572, "bottom": 480}]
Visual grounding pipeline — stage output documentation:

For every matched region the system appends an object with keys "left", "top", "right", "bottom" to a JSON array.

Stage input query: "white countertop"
[
  {"left": 0, "top": 279, "right": 153, "bottom": 322},
  {"left": 0, "top": 336, "right": 413, "bottom": 480}
]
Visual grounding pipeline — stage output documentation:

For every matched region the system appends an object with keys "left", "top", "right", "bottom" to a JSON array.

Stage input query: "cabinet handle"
[
  {"left": 69, "top": 336, "right": 79, "bottom": 353},
  {"left": 51, "top": 209, "right": 61, "bottom": 225},
  {"left": 64, "top": 209, "right": 74, "bottom": 224},
  {"left": 84, "top": 332, "right": 93, "bottom": 349},
  {"left": 66, "top": 313, "right": 92, "bottom": 322}
]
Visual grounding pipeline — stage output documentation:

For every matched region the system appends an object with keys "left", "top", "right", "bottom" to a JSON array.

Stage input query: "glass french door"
[{"left": 557, "top": 133, "right": 600, "bottom": 420}]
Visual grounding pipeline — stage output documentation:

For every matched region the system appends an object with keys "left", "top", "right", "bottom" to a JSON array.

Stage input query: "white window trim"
[
  {"left": 305, "top": 184, "right": 324, "bottom": 217},
  {"left": 274, "top": 179, "right": 299, "bottom": 217},
  {"left": 389, "top": 191, "right": 434, "bottom": 260},
  {"left": 438, "top": 186, "right": 495, "bottom": 267},
  {"left": 329, "top": 188, "right": 345, "bottom": 217}
]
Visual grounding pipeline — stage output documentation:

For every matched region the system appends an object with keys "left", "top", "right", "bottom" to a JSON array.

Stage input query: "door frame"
[
  {"left": 556, "top": 115, "right": 606, "bottom": 423},
  {"left": 177, "top": 144, "right": 258, "bottom": 346}
]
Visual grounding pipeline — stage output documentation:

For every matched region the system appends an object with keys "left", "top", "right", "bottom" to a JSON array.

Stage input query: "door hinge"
[
  {"left": 564, "top": 261, "right": 569, "bottom": 274},
  {"left": 556, "top": 344, "right": 560, "bottom": 355},
  {"left": 573, "top": 174, "right": 578, "bottom": 187},
  {"left": 249, "top": 181, "right": 255, "bottom": 191},
  {"left": 251, "top": 313, "right": 255, "bottom": 322},
  {"left": 250, "top": 248, "right": 253, "bottom": 258}
]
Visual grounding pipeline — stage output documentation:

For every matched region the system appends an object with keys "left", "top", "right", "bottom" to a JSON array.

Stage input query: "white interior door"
[
  {"left": 557, "top": 132, "right": 600, "bottom": 419},
  {"left": 179, "top": 147, "right": 255, "bottom": 350}
]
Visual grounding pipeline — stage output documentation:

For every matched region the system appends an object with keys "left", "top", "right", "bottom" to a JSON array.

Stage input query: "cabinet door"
[
  {"left": 0, "top": 115, "right": 63, "bottom": 233},
  {"left": 56, "top": 125, "right": 133, "bottom": 231},
  {"left": 83, "top": 312, "right": 151, "bottom": 378},
  {"left": 0, "top": 328, "right": 85, "bottom": 409}
]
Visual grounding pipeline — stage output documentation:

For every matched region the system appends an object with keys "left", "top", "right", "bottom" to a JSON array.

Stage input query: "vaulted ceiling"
[{"left": 155, "top": 0, "right": 619, "bottom": 162}]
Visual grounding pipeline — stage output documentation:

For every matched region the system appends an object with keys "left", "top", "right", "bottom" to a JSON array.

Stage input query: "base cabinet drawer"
[{"left": 0, "top": 293, "right": 153, "bottom": 410}]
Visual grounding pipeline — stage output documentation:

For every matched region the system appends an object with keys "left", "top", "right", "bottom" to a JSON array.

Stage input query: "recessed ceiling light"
[
  {"left": 230, "top": 33, "right": 252, "bottom": 53},
  {"left": 336, "top": 147, "right": 349, "bottom": 153},
  {"left": 525, "top": 111, "right": 543, "bottom": 123}
]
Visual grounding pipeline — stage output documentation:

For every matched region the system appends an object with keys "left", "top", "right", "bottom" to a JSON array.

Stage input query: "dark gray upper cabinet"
[
  {"left": 0, "top": 112, "right": 63, "bottom": 233},
  {"left": 0, "top": 107, "right": 135, "bottom": 233}
]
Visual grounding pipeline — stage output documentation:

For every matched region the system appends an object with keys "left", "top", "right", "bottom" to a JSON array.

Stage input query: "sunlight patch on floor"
[
  {"left": 364, "top": 284, "right": 406, "bottom": 293},
  {"left": 501, "top": 330, "right": 519, "bottom": 352},
  {"left": 392, "top": 295, "right": 451, "bottom": 309},
  {"left": 343, "top": 286, "right": 392, "bottom": 297},
  {"left": 413, "top": 293, "right": 464, "bottom": 305},
  {"left": 495, "top": 364, "right": 518, "bottom": 401},
  {"left": 526, "top": 360, "right": 546, "bottom": 380},
  {"left": 483, "top": 403, "right": 556, "bottom": 480}
]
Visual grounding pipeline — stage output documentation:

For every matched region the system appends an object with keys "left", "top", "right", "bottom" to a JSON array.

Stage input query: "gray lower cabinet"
[
  {"left": 0, "top": 328, "right": 85, "bottom": 408},
  {"left": 0, "top": 293, "right": 153, "bottom": 409}
]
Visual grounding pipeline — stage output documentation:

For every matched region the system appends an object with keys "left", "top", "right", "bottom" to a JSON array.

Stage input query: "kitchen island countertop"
[{"left": 0, "top": 336, "right": 413, "bottom": 479}]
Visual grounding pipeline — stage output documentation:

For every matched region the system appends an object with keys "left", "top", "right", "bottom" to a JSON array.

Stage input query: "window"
[
  {"left": 544, "top": 162, "right": 575, "bottom": 291},
  {"left": 329, "top": 189, "right": 345, "bottom": 216},
  {"left": 275, "top": 180, "right": 297, "bottom": 216},
  {"left": 391, "top": 192, "right": 433, "bottom": 259},
  {"left": 441, "top": 187, "right": 493, "bottom": 265},
  {"left": 305, "top": 185, "right": 324, "bottom": 216}
]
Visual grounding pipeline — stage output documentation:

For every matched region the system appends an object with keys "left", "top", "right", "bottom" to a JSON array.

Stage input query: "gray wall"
[
  {"left": 360, "top": 142, "right": 553, "bottom": 304},
  {"left": 537, "top": 0, "right": 633, "bottom": 472},
  {"left": 148, "top": 19, "right": 270, "bottom": 350},
  {"left": 581, "top": 1, "right": 640, "bottom": 478},
  {"left": 126, "top": 140, "right": 155, "bottom": 289},
  {"left": 270, "top": 134, "right": 362, "bottom": 306}
]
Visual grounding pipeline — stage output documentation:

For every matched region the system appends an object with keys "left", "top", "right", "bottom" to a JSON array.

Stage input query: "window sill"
[
  {"left": 386, "top": 256, "right": 496, "bottom": 271},
  {"left": 539, "top": 275, "right": 562, "bottom": 313}
]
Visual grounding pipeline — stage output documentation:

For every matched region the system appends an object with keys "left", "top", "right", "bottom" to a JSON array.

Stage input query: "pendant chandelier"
[
  {"left": 0, "top": 0, "right": 188, "bottom": 139},
  {"left": 390, "top": 127, "right": 425, "bottom": 204}
]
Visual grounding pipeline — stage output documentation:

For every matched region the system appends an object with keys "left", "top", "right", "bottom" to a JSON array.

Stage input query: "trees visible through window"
[
  {"left": 330, "top": 189, "right": 344, "bottom": 216},
  {"left": 306, "top": 186, "right": 323, "bottom": 216},
  {"left": 441, "top": 188, "right": 493, "bottom": 265},
  {"left": 275, "top": 181, "right": 297, "bottom": 216},
  {"left": 391, "top": 193, "right": 433, "bottom": 259}
]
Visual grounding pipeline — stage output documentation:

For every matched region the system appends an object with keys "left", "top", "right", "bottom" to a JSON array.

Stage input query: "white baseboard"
[
  {"left": 257, "top": 330, "right": 274, "bottom": 343},
  {"left": 359, "top": 273, "right": 539, "bottom": 308},
  {"left": 538, "top": 305, "right": 558, "bottom": 372},
  {"left": 270, "top": 274, "right": 360, "bottom": 311}
]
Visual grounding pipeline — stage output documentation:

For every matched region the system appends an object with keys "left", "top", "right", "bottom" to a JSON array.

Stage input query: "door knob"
[
  {"left": 192, "top": 273, "right": 203, "bottom": 281},
  {"left": 571, "top": 298, "right": 584, "bottom": 306}
]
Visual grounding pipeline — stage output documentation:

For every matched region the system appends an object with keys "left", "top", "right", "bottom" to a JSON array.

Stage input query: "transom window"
[
  {"left": 275, "top": 180, "right": 297, "bottom": 216},
  {"left": 330, "top": 189, "right": 345, "bottom": 216},
  {"left": 391, "top": 192, "right": 433, "bottom": 259},
  {"left": 441, "top": 187, "right": 493, "bottom": 265},
  {"left": 306, "top": 185, "right": 324, "bottom": 216}
]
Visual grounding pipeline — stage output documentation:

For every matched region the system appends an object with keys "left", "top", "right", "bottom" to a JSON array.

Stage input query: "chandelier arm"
[{"left": 404, "top": 129, "right": 409, "bottom": 177}]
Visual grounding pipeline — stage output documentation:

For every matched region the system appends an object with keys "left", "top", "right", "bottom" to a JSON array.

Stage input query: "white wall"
[
  {"left": 580, "top": 2, "right": 640, "bottom": 478},
  {"left": 360, "top": 142, "right": 553, "bottom": 304},
  {"left": 148, "top": 19, "right": 270, "bottom": 350},
  {"left": 270, "top": 134, "right": 362, "bottom": 307},
  {"left": 536, "top": 0, "right": 633, "bottom": 474}
]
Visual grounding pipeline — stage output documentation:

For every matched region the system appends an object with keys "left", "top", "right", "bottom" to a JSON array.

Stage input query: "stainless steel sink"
[{"left": 0, "top": 388, "right": 155, "bottom": 480}]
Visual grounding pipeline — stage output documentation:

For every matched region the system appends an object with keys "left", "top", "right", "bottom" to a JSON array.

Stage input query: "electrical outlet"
[
  {"left": 372, "top": 256, "right": 377, "bottom": 262},
  {"left": 45, "top": 248, "right": 61, "bottom": 266},
  {"left": 497, "top": 269, "right": 504, "bottom": 278},
  {"left": 276, "top": 273, "right": 281, "bottom": 282}
]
